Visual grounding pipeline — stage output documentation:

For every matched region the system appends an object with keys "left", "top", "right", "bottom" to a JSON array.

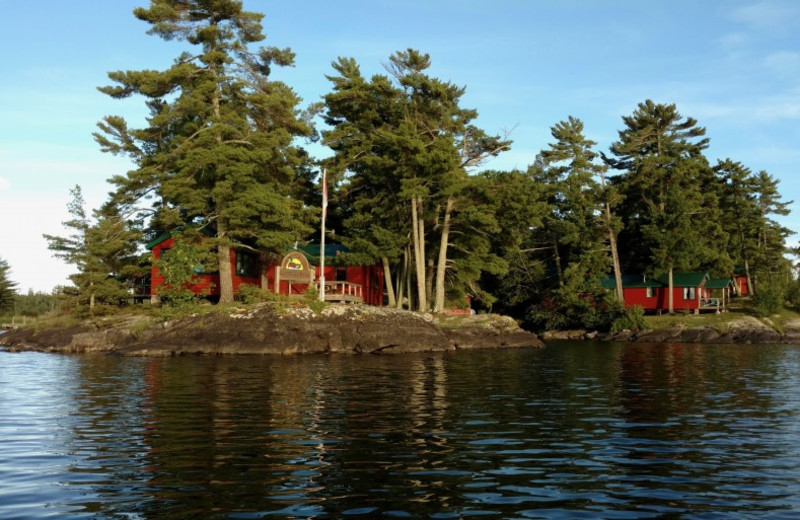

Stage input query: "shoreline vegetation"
[
  {"left": 4, "top": 296, "right": 800, "bottom": 357},
  {"left": 544, "top": 309, "right": 800, "bottom": 345}
]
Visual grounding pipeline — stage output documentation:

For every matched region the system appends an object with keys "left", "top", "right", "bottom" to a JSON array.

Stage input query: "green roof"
[
  {"left": 705, "top": 277, "right": 733, "bottom": 289},
  {"left": 600, "top": 274, "right": 663, "bottom": 289},
  {"left": 286, "top": 243, "right": 352, "bottom": 265},
  {"left": 602, "top": 271, "right": 715, "bottom": 290},
  {"left": 656, "top": 272, "right": 708, "bottom": 287}
]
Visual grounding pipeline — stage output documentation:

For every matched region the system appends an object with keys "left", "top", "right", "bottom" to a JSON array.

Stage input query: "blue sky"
[{"left": 1, "top": 0, "right": 799, "bottom": 292}]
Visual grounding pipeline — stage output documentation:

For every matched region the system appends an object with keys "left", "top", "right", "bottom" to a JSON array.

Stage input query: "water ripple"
[{"left": 1, "top": 344, "right": 800, "bottom": 518}]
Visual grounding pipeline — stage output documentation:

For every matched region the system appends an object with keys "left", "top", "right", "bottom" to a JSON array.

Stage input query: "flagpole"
[{"left": 319, "top": 168, "right": 327, "bottom": 302}]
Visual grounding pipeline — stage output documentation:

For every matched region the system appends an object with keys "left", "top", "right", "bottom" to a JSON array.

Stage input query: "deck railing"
[
  {"left": 700, "top": 297, "right": 724, "bottom": 310},
  {"left": 317, "top": 281, "right": 363, "bottom": 304}
]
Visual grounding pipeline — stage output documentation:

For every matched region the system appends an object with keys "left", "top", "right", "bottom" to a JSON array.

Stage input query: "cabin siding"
[
  {"left": 623, "top": 287, "right": 660, "bottom": 310},
  {"left": 150, "top": 238, "right": 261, "bottom": 298},
  {"left": 606, "top": 272, "right": 728, "bottom": 313},
  {"left": 734, "top": 274, "right": 749, "bottom": 296},
  {"left": 150, "top": 235, "right": 384, "bottom": 306}
]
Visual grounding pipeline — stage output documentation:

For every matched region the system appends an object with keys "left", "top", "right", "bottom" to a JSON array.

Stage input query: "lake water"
[{"left": 2, "top": 342, "right": 800, "bottom": 519}]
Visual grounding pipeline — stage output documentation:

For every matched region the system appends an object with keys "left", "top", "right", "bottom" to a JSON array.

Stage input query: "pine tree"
[
  {"left": 608, "top": 100, "right": 727, "bottom": 313},
  {"left": 322, "top": 49, "right": 510, "bottom": 312},
  {"left": 43, "top": 186, "right": 141, "bottom": 311},
  {"left": 322, "top": 57, "right": 409, "bottom": 307},
  {"left": 751, "top": 170, "right": 792, "bottom": 292},
  {"left": 540, "top": 117, "right": 623, "bottom": 301},
  {"left": 714, "top": 159, "right": 760, "bottom": 294},
  {"left": 0, "top": 257, "right": 17, "bottom": 313},
  {"left": 95, "top": 0, "right": 314, "bottom": 304}
]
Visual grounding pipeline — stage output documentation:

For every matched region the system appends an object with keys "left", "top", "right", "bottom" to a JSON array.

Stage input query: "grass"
[
  {"left": 640, "top": 299, "right": 800, "bottom": 334},
  {"left": 641, "top": 311, "right": 750, "bottom": 332}
]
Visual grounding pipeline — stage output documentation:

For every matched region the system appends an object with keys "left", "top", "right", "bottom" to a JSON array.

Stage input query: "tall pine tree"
[
  {"left": 540, "top": 116, "right": 624, "bottom": 301},
  {"left": 323, "top": 49, "right": 510, "bottom": 312},
  {"left": 608, "top": 100, "right": 727, "bottom": 313},
  {"left": 43, "top": 186, "right": 140, "bottom": 311},
  {"left": 96, "top": 0, "right": 314, "bottom": 303}
]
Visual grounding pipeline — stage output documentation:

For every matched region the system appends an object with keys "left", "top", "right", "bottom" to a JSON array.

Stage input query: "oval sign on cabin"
[{"left": 280, "top": 251, "right": 313, "bottom": 282}]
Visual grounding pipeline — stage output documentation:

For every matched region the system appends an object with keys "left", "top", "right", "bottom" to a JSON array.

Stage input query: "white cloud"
[
  {"left": 717, "top": 31, "right": 751, "bottom": 49},
  {"left": 753, "top": 89, "right": 800, "bottom": 120},
  {"left": 0, "top": 190, "right": 77, "bottom": 293},
  {"left": 0, "top": 144, "right": 131, "bottom": 293},
  {"left": 731, "top": 0, "right": 800, "bottom": 31},
  {"left": 764, "top": 51, "right": 800, "bottom": 75}
]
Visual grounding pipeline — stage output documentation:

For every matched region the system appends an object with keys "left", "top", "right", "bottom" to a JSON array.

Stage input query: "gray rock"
[{"left": 0, "top": 305, "right": 543, "bottom": 356}]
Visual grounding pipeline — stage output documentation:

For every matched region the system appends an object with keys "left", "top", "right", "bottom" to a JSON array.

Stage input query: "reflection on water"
[{"left": 1, "top": 342, "right": 800, "bottom": 519}]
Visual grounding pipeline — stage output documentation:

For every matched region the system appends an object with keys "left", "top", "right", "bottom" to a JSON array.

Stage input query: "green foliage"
[
  {"left": 97, "top": 0, "right": 314, "bottom": 304},
  {"left": 610, "top": 305, "right": 646, "bottom": 333},
  {"left": 0, "top": 257, "right": 17, "bottom": 313},
  {"left": 608, "top": 101, "right": 729, "bottom": 280},
  {"left": 43, "top": 186, "right": 142, "bottom": 313},
  {"left": 751, "top": 276, "right": 786, "bottom": 316},
  {"left": 154, "top": 230, "right": 216, "bottom": 306},
  {"left": 236, "top": 284, "right": 274, "bottom": 305},
  {"left": 322, "top": 49, "right": 511, "bottom": 312},
  {"left": 539, "top": 116, "right": 613, "bottom": 281},
  {"left": 786, "top": 277, "right": 800, "bottom": 310},
  {"left": 301, "top": 284, "right": 327, "bottom": 314},
  {"left": 13, "top": 290, "right": 56, "bottom": 317},
  {"left": 527, "top": 288, "right": 637, "bottom": 333}
]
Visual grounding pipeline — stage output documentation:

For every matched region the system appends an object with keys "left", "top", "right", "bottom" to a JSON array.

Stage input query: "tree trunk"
[
  {"left": 211, "top": 41, "right": 234, "bottom": 304},
  {"left": 396, "top": 246, "right": 408, "bottom": 309},
  {"left": 405, "top": 246, "right": 414, "bottom": 311},
  {"left": 605, "top": 202, "right": 624, "bottom": 302},
  {"left": 411, "top": 195, "right": 427, "bottom": 312},
  {"left": 217, "top": 220, "right": 234, "bottom": 304},
  {"left": 382, "top": 256, "right": 396, "bottom": 307},
  {"left": 434, "top": 195, "right": 454, "bottom": 313},
  {"left": 553, "top": 241, "right": 564, "bottom": 288},
  {"left": 426, "top": 257, "right": 434, "bottom": 308},
  {"left": 668, "top": 266, "right": 674, "bottom": 314},
  {"left": 260, "top": 254, "right": 269, "bottom": 291}
]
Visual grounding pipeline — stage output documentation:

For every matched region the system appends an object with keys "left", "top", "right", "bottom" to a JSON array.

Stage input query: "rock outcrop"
[
  {"left": 0, "top": 305, "right": 544, "bottom": 356},
  {"left": 543, "top": 315, "right": 791, "bottom": 345}
]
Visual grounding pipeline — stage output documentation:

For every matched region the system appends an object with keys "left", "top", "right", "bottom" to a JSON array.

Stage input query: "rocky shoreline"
[
  {"left": 0, "top": 304, "right": 544, "bottom": 356},
  {"left": 543, "top": 316, "right": 800, "bottom": 345}
]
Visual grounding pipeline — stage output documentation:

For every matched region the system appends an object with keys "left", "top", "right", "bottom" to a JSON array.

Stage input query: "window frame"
[{"left": 235, "top": 250, "right": 260, "bottom": 279}]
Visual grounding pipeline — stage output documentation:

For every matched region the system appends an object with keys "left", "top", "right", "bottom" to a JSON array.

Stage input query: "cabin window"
[
  {"left": 335, "top": 267, "right": 348, "bottom": 282},
  {"left": 683, "top": 287, "right": 696, "bottom": 300},
  {"left": 235, "top": 251, "right": 259, "bottom": 278},
  {"left": 646, "top": 286, "right": 655, "bottom": 298}
]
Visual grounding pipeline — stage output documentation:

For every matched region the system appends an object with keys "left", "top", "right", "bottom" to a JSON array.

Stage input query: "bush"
[
  {"left": 611, "top": 305, "right": 646, "bottom": 333},
  {"left": 752, "top": 279, "right": 786, "bottom": 316},
  {"left": 526, "top": 290, "right": 643, "bottom": 333},
  {"left": 236, "top": 284, "right": 275, "bottom": 304}
]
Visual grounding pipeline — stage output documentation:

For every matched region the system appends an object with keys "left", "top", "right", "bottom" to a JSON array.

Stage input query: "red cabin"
[
  {"left": 602, "top": 272, "right": 733, "bottom": 313},
  {"left": 733, "top": 272, "right": 750, "bottom": 296},
  {"left": 146, "top": 232, "right": 384, "bottom": 306}
]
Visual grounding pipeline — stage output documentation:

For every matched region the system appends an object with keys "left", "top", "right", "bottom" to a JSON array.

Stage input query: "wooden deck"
[
  {"left": 700, "top": 297, "right": 727, "bottom": 312},
  {"left": 317, "top": 281, "right": 363, "bottom": 304}
]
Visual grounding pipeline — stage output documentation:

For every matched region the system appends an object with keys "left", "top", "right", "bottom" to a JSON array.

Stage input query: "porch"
[
  {"left": 316, "top": 281, "right": 363, "bottom": 304},
  {"left": 700, "top": 278, "right": 735, "bottom": 313}
]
